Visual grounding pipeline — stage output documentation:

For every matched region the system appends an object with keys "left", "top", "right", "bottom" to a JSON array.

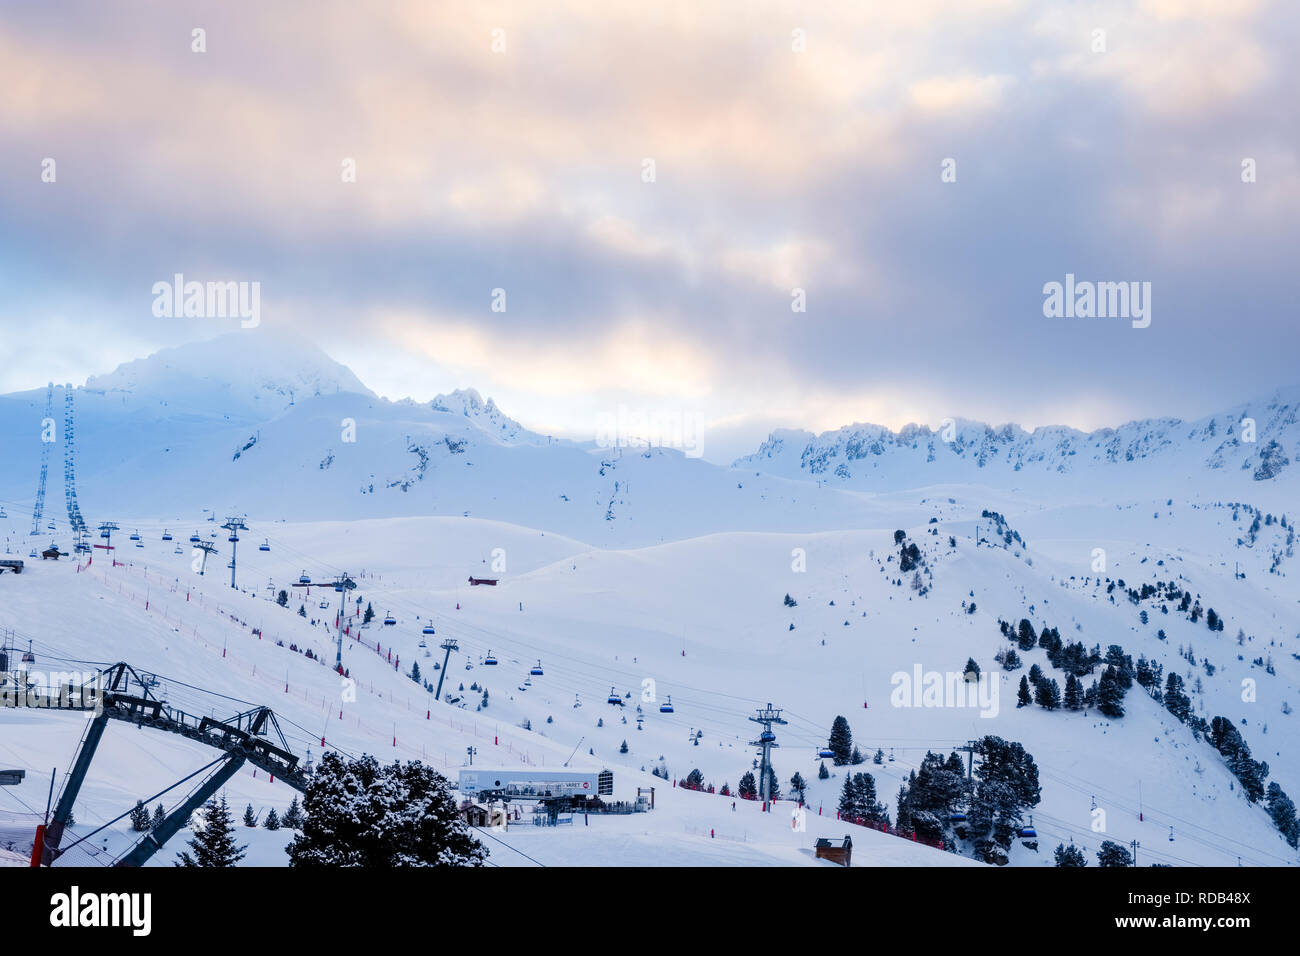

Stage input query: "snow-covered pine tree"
[
  {"left": 282, "top": 796, "right": 304, "bottom": 830},
  {"left": 828, "top": 715, "right": 853, "bottom": 766},
  {"left": 176, "top": 794, "right": 247, "bottom": 867},
  {"left": 129, "top": 800, "right": 151, "bottom": 832},
  {"left": 1054, "top": 842, "right": 1087, "bottom": 867},
  {"left": 286, "top": 753, "right": 485, "bottom": 867}
]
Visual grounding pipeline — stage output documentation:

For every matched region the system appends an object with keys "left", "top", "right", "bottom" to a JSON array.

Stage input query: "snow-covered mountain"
[
  {"left": 736, "top": 390, "right": 1300, "bottom": 502},
  {"left": 3, "top": 336, "right": 1299, "bottom": 869}
]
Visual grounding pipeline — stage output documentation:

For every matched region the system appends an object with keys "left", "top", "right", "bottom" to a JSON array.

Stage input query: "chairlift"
[
  {"left": 529, "top": 660, "right": 544, "bottom": 676},
  {"left": 422, "top": 625, "right": 435, "bottom": 636},
  {"left": 298, "top": 570, "right": 311, "bottom": 585},
  {"left": 258, "top": 538, "right": 270, "bottom": 552},
  {"left": 29, "top": 548, "right": 37, "bottom": 559},
  {"left": 607, "top": 686, "right": 623, "bottom": 705},
  {"left": 129, "top": 530, "right": 140, "bottom": 541},
  {"left": 950, "top": 812, "right": 968, "bottom": 823},
  {"left": 383, "top": 612, "right": 396, "bottom": 626},
  {"left": 174, "top": 545, "right": 183, "bottom": 554},
  {"left": 161, "top": 530, "right": 173, "bottom": 541},
  {"left": 319, "top": 599, "right": 329, "bottom": 610},
  {"left": 759, "top": 730, "right": 776, "bottom": 744},
  {"left": 190, "top": 532, "right": 201, "bottom": 543},
  {"left": 484, "top": 650, "right": 498, "bottom": 665},
  {"left": 888, "top": 748, "right": 896, "bottom": 762},
  {"left": 135, "top": 540, "right": 144, "bottom": 548},
  {"left": 418, "top": 638, "right": 427, "bottom": 649},
  {"left": 21, "top": 641, "right": 35, "bottom": 664},
  {"left": 818, "top": 746, "right": 835, "bottom": 759},
  {"left": 1019, "top": 815, "right": 1037, "bottom": 839},
  {"left": 464, "top": 662, "right": 473, "bottom": 670},
  {"left": 227, "top": 533, "right": 239, "bottom": 543},
  {"left": 659, "top": 695, "right": 674, "bottom": 714}
]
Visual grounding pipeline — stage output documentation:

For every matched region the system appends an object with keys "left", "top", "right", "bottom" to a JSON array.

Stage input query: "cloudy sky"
[{"left": 2, "top": 0, "right": 1297, "bottom": 462}]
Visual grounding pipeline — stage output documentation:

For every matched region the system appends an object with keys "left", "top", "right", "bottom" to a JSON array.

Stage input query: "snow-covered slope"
[{"left": 1, "top": 338, "right": 1297, "bottom": 868}]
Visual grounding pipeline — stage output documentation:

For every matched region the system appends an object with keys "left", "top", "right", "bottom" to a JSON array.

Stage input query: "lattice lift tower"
[
  {"left": 749, "top": 702, "right": 787, "bottom": 804},
  {"left": 63, "top": 384, "right": 88, "bottom": 540},
  {"left": 30, "top": 384, "right": 54, "bottom": 536}
]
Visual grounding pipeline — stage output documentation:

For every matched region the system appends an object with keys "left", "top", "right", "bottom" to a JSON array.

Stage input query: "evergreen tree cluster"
[
  {"left": 968, "top": 736, "right": 1041, "bottom": 856},
  {"left": 894, "top": 751, "right": 969, "bottom": 844},
  {"left": 287, "top": 753, "right": 486, "bottom": 867},
  {"left": 837, "top": 771, "right": 888, "bottom": 827}
]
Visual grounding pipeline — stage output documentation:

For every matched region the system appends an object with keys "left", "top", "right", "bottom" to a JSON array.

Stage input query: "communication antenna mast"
[
  {"left": 221, "top": 516, "right": 248, "bottom": 589},
  {"left": 748, "top": 703, "right": 787, "bottom": 804},
  {"left": 31, "top": 384, "right": 54, "bottom": 536},
  {"left": 62, "top": 385, "right": 87, "bottom": 534}
]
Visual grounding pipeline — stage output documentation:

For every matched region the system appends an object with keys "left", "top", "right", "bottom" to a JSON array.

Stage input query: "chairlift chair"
[
  {"left": 818, "top": 746, "right": 835, "bottom": 759},
  {"left": 259, "top": 538, "right": 270, "bottom": 552},
  {"left": 660, "top": 696, "right": 674, "bottom": 714},
  {"left": 484, "top": 651, "right": 498, "bottom": 665},
  {"left": 529, "top": 660, "right": 544, "bottom": 676},
  {"left": 422, "top": 625, "right": 435, "bottom": 636},
  {"left": 383, "top": 612, "right": 396, "bottom": 626},
  {"left": 607, "top": 686, "right": 622, "bottom": 705},
  {"left": 190, "top": 532, "right": 201, "bottom": 543},
  {"left": 161, "top": 530, "right": 172, "bottom": 541},
  {"left": 22, "top": 642, "right": 35, "bottom": 664},
  {"left": 319, "top": 599, "right": 329, "bottom": 610},
  {"left": 298, "top": 571, "right": 311, "bottom": 585},
  {"left": 129, "top": 530, "right": 140, "bottom": 541}
]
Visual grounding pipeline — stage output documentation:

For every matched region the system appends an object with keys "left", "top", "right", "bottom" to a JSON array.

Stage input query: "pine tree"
[
  {"left": 850, "top": 745, "right": 864, "bottom": 765},
  {"left": 789, "top": 772, "right": 807, "bottom": 803},
  {"left": 1017, "top": 675, "right": 1032, "bottom": 708},
  {"left": 1265, "top": 783, "right": 1300, "bottom": 848},
  {"left": 873, "top": 748, "right": 884, "bottom": 765},
  {"left": 619, "top": 740, "right": 629, "bottom": 754},
  {"left": 1097, "top": 666, "right": 1125, "bottom": 718},
  {"left": 264, "top": 807, "right": 281, "bottom": 831},
  {"left": 243, "top": 803, "right": 258, "bottom": 828},
  {"left": 282, "top": 796, "right": 304, "bottom": 829},
  {"left": 828, "top": 715, "right": 853, "bottom": 766},
  {"left": 410, "top": 661, "right": 421, "bottom": 683},
  {"left": 818, "top": 761, "right": 829, "bottom": 780},
  {"left": 1096, "top": 840, "right": 1132, "bottom": 867},
  {"left": 176, "top": 794, "right": 247, "bottom": 867},
  {"left": 276, "top": 589, "right": 288, "bottom": 607},
  {"left": 1054, "top": 842, "right": 1087, "bottom": 867},
  {"left": 298, "top": 604, "right": 306, "bottom": 617},
  {"left": 838, "top": 774, "right": 859, "bottom": 819},
  {"left": 738, "top": 771, "right": 758, "bottom": 800},
  {"left": 1063, "top": 673, "right": 1082, "bottom": 710},
  {"left": 152, "top": 803, "right": 166, "bottom": 831},
  {"left": 363, "top": 602, "right": 374, "bottom": 624},
  {"left": 129, "top": 800, "right": 151, "bottom": 832}
]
